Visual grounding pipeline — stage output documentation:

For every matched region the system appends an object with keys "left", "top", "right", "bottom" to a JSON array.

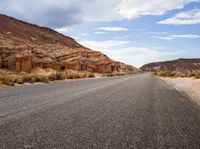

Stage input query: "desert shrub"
[
  {"left": 196, "top": 72, "right": 200, "bottom": 79},
  {"left": 65, "top": 73, "right": 73, "bottom": 79},
  {"left": 56, "top": 72, "right": 66, "bottom": 80},
  {"left": 154, "top": 71, "right": 176, "bottom": 77},
  {"left": 86, "top": 73, "right": 95, "bottom": 78},
  {"left": 153, "top": 72, "right": 158, "bottom": 76},
  {"left": 102, "top": 73, "right": 113, "bottom": 77},
  {"left": 0, "top": 73, "right": 24, "bottom": 86},
  {"left": 23, "top": 74, "right": 36, "bottom": 83},
  {"left": 113, "top": 72, "right": 126, "bottom": 76},
  {"left": 78, "top": 72, "right": 87, "bottom": 78},
  {"left": 102, "top": 72, "right": 132, "bottom": 77},
  {"left": 15, "top": 76, "right": 24, "bottom": 84},
  {"left": 48, "top": 73, "right": 57, "bottom": 81},
  {"left": 104, "top": 70, "right": 112, "bottom": 74},
  {"left": 66, "top": 72, "right": 81, "bottom": 79},
  {"left": 73, "top": 73, "right": 81, "bottom": 79},
  {"left": 35, "top": 74, "right": 49, "bottom": 83},
  {"left": 189, "top": 73, "right": 196, "bottom": 77},
  {"left": 23, "top": 74, "right": 49, "bottom": 83},
  {"left": 118, "top": 73, "right": 126, "bottom": 76},
  {"left": 48, "top": 72, "right": 66, "bottom": 81}
]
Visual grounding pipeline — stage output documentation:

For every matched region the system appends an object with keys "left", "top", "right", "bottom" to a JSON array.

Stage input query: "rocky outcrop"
[
  {"left": 15, "top": 55, "right": 32, "bottom": 73},
  {"left": 141, "top": 58, "right": 200, "bottom": 75},
  {"left": 0, "top": 14, "right": 139, "bottom": 73}
]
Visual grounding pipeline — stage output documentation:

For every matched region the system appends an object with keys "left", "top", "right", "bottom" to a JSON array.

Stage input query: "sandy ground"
[{"left": 160, "top": 77, "right": 200, "bottom": 106}]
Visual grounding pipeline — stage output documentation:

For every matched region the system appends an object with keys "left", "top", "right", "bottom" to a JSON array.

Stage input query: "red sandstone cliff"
[{"left": 0, "top": 14, "right": 139, "bottom": 73}]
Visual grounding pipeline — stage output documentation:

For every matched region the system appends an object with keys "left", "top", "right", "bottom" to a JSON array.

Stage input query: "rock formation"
[
  {"left": 0, "top": 14, "right": 139, "bottom": 73},
  {"left": 141, "top": 58, "right": 200, "bottom": 75}
]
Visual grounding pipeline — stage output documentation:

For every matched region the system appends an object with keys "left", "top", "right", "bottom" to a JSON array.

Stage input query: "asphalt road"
[{"left": 0, "top": 73, "right": 200, "bottom": 148}]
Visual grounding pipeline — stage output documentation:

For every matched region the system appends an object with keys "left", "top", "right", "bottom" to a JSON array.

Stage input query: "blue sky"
[{"left": 0, "top": 0, "right": 200, "bottom": 67}]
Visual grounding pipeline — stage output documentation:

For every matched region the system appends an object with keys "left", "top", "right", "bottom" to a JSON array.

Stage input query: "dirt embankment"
[{"left": 161, "top": 77, "right": 200, "bottom": 107}]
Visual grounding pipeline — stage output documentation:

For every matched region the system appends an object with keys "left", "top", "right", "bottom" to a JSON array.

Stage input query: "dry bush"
[
  {"left": 86, "top": 72, "right": 95, "bottom": 78},
  {"left": 102, "top": 73, "right": 114, "bottom": 77},
  {"left": 196, "top": 72, "right": 200, "bottom": 79},
  {"left": 23, "top": 74, "right": 49, "bottom": 83},
  {"left": 48, "top": 72, "right": 66, "bottom": 81},
  {"left": 113, "top": 72, "right": 126, "bottom": 76},
  {"left": 66, "top": 72, "right": 81, "bottom": 79},
  {"left": 0, "top": 73, "right": 24, "bottom": 86},
  {"left": 154, "top": 71, "right": 176, "bottom": 77},
  {"left": 48, "top": 73, "right": 58, "bottom": 81},
  {"left": 78, "top": 72, "right": 87, "bottom": 79}
]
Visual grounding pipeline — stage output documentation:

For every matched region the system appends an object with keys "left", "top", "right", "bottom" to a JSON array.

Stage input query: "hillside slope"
[
  {"left": 0, "top": 14, "right": 139, "bottom": 73},
  {"left": 141, "top": 58, "right": 200, "bottom": 75}
]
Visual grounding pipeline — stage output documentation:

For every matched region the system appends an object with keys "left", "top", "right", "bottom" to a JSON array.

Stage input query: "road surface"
[{"left": 0, "top": 73, "right": 200, "bottom": 148}]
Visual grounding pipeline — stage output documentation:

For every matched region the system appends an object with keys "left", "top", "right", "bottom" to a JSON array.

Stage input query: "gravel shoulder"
[{"left": 160, "top": 77, "right": 200, "bottom": 106}]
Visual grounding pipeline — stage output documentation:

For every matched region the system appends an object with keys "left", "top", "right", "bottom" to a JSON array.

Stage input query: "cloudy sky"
[{"left": 0, "top": 0, "right": 200, "bottom": 67}]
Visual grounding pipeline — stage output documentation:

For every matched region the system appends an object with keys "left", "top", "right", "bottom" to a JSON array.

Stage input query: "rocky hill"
[
  {"left": 141, "top": 58, "right": 200, "bottom": 75},
  {"left": 0, "top": 14, "right": 139, "bottom": 74}
]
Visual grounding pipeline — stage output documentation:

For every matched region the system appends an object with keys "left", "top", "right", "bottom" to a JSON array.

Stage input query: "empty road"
[{"left": 0, "top": 73, "right": 200, "bottom": 148}]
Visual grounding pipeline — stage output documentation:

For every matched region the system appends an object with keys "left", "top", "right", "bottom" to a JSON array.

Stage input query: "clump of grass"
[{"left": 154, "top": 71, "right": 176, "bottom": 77}]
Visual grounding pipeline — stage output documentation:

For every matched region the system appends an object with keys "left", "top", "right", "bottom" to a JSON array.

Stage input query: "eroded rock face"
[
  {"left": 15, "top": 55, "right": 32, "bottom": 73},
  {"left": 0, "top": 14, "right": 139, "bottom": 73},
  {"left": 0, "top": 53, "right": 2, "bottom": 68}
]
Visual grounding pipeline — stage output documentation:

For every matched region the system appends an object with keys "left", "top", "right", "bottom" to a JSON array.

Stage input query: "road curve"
[{"left": 0, "top": 73, "right": 200, "bottom": 148}]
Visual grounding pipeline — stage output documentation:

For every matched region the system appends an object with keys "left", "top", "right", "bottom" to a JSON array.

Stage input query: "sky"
[{"left": 0, "top": 0, "right": 200, "bottom": 67}]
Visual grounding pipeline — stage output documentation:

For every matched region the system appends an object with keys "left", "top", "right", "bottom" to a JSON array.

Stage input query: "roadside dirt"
[{"left": 161, "top": 77, "right": 200, "bottom": 106}]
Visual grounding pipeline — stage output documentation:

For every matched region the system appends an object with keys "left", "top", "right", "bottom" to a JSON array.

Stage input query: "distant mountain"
[
  {"left": 0, "top": 14, "right": 139, "bottom": 73},
  {"left": 141, "top": 58, "right": 200, "bottom": 75}
]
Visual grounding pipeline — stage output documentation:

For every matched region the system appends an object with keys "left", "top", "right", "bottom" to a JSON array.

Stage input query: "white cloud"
[
  {"left": 144, "top": 32, "right": 170, "bottom": 35},
  {"left": 105, "top": 47, "right": 183, "bottom": 67},
  {"left": 96, "top": 27, "right": 129, "bottom": 32},
  {"left": 113, "top": 35, "right": 130, "bottom": 39},
  {"left": 0, "top": 0, "right": 197, "bottom": 27},
  {"left": 158, "top": 8, "right": 200, "bottom": 25},
  {"left": 55, "top": 27, "right": 69, "bottom": 33},
  {"left": 55, "top": 27, "right": 73, "bottom": 34},
  {"left": 80, "top": 40, "right": 129, "bottom": 50},
  {"left": 153, "top": 34, "right": 200, "bottom": 40},
  {"left": 171, "top": 34, "right": 200, "bottom": 38},
  {"left": 117, "top": 0, "right": 198, "bottom": 19},
  {"left": 94, "top": 32, "right": 107, "bottom": 35},
  {"left": 80, "top": 39, "right": 183, "bottom": 67},
  {"left": 81, "top": 33, "right": 90, "bottom": 36}
]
